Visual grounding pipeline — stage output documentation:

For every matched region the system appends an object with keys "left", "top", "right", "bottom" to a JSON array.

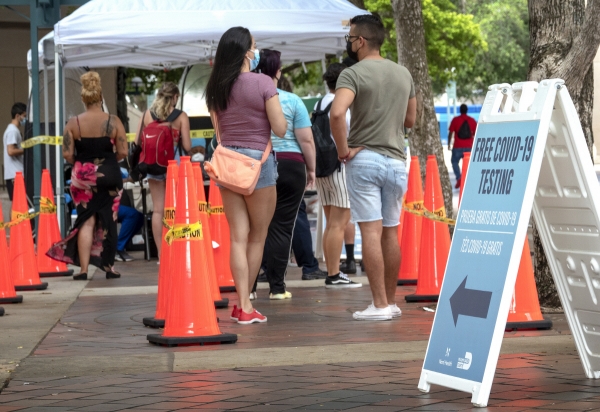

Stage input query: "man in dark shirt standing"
[
  {"left": 331, "top": 14, "right": 417, "bottom": 321},
  {"left": 448, "top": 104, "right": 477, "bottom": 188}
]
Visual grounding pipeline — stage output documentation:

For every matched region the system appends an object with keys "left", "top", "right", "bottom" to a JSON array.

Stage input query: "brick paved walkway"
[{"left": 0, "top": 254, "right": 595, "bottom": 411}]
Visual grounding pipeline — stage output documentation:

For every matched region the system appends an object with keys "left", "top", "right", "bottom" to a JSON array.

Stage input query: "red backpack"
[{"left": 138, "top": 109, "right": 182, "bottom": 176}]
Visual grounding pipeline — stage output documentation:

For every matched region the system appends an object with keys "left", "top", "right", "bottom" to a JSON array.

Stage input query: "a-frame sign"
[{"left": 418, "top": 79, "right": 600, "bottom": 407}]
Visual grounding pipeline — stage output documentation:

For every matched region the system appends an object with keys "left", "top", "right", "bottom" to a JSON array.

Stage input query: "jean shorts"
[
  {"left": 345, "top": 149, "right": 408, "bottom": 227},
  {"left": 219, "top": 146, "right": 278, "bottom": 191},
  {"left": 146, "top": 173, "right": 166, "bottom": 181}
]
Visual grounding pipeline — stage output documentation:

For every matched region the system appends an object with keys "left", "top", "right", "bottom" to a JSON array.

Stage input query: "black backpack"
[
  {"left": 311, "top": 99, "right": 341, "bottom": 177},
  {"left": 457, "top": 119, "right": 472, "bottom": 139}
]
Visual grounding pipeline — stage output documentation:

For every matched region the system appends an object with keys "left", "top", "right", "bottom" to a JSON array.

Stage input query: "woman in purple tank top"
[{"left": 205, "top": 27, "right": 287, "bottom": 325}]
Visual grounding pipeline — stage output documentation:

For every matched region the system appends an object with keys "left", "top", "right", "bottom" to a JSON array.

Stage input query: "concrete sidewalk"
[{"left": 0, "top": 253, "right": 597, "bottom": 411}]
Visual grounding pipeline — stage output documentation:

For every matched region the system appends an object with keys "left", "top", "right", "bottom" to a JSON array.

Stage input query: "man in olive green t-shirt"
[{"left": 331, "top": 14, "right": 417, "bottom": 321}]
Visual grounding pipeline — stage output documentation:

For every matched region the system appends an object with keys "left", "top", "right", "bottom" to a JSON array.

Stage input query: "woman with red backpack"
[{"left": 135, "top": 82, "right": 192, "bottom": 258}]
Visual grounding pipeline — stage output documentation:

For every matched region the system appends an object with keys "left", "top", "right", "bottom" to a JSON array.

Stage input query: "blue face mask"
[
  {"left": 19, "top": 117, "right": 27, "bottom": 126},
  {"left": 248, "top": 48, "right": 260, "bottom": 71}
]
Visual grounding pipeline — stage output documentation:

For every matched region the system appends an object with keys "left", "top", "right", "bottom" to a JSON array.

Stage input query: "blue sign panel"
[{"left": 423, "top": 120, "right": 540, "bottom": 383}]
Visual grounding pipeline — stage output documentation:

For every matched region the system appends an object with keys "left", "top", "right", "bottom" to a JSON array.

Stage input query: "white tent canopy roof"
[{"left": 49, "top": 0, "right": 365, "bottom": 69}]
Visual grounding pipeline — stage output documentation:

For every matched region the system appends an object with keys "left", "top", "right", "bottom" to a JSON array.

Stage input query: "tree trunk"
[
  {"left": 528, "top": 0, "right": 600, "bottom": 307},
  {"left": 392, "top": 0, "right": 454, "bottom": 219}
]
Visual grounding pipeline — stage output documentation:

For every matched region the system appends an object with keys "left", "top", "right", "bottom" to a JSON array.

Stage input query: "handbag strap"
[{"left": 212, "top": 111, "right": 272, "bottom": 164}]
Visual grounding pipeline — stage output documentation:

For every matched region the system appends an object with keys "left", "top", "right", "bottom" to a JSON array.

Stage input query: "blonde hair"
[
  {"left": 150, "top": 82, "right": 180, "bottom": 121},
  {"left": 80, "top": 71, "right": 103, "bottom": 106}
]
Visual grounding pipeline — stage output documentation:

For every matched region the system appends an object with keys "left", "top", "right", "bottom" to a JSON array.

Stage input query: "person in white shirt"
[{"left": 3, "top": 103, "right": 26, "bottom": 201}]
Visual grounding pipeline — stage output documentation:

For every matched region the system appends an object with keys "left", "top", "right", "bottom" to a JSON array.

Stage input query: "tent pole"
[
  {"left": 54, "top": 52, "right": 62, "bottom": 233},
  {"left": 44, "top": 62, "right": 50, "bottom": 170},
  {"left": 321, "top": 59, "right": 327, "bottom": 95}
]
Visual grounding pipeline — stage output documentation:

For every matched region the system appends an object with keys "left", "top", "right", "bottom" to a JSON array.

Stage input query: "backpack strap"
[
  {"left": 323, "top": 101, "right": 333, "bottom": 114},
  {"left": 166, "top": 109, "right": 183, "bottom": 123}
]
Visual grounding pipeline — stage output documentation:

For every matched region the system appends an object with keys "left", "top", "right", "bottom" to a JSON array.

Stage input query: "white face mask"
[{"left": 192, "top": 153, "right": 205, "bottom": 163}]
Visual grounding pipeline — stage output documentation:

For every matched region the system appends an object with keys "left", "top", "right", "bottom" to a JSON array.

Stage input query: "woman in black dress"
[{"left": 47, "top": 71, "right": 128, "bottom": 280}]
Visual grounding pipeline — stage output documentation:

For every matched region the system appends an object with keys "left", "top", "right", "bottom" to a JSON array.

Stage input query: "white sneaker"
[
  {"left": 249, "top": 291, "right": 257, "bottom": 300},
  {"left": 389, "top": 304, "right": 402, "bottom": 318},
  {"left": 353, "top": 304, "right": 392, "bottom": 321}
]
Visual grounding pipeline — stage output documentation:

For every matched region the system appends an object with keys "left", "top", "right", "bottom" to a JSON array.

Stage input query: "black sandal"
[
  {"left": 73, "top": 273, "right": 87, "bottom": 280},
  {"left": 106, "top": 271, "right": 121, "bottom": 279}
]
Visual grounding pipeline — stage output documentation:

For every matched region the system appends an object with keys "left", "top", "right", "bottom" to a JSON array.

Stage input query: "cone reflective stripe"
[
  {"left": 406, "top": 155, "right": 450, "bottom": 302},
  {"left": 193, "top": 164, "right": 228, "bottom": 309},
  {"left": 9, "top": 172, "right": 48, "bottom": 291},
  {"left": 143, "top": 160, "right": 178, "bottom": 328},
  {"left": 147, "top": 157, "right": 236, "bottom": 346},
  {"left": 458, "top": 152, "right": 471, "bottom": 205},
  {"left": 398, "top": 156, "right": 424, "bottom": 286},
  {"left": 38, "top": 169, "right": 73, "bottom": 277},
  {"left": 208, "top": 179, "right": 235, "bottom": 292},
  {"left": 506, "top": 240, "right": 552, "bottom": 331},
  {"left": 0, "top": 206, "right": 23, "bottom": 304}
]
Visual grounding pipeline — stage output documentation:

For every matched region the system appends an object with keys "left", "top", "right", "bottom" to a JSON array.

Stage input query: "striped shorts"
[{"left": 315, "top": 164, "right": 350, "bottom": 209}]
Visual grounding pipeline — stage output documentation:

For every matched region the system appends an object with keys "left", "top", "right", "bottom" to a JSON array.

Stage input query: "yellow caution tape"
[
  {"left": 402, "top": 201, "right": 456, "bottom": 226},
  {"left": 198, "top": 201, "right": 210, "bottom": 215},
  {"left": 162, "top": 218, "right": 173, "bottom": 231},
  {"left": 190, "top": 129, "right": 215, "bottom": 139},
  {"left": 23, "top": 129, "right": 216, "bottom": 148},
  {"left": 39, "top": 197, "right": 57, "bottom": 214},
  {"left": 165, "top": 221, "right": 203, "bottom": 246},
  {"left": 5, "top": 211, "right": 41, "bottom": 228},
  {"left": 209, "top": 205, "right": 224, "bottom": 215},
  {"left": 22, "top": 136, "right": 62, "bottom": 148}
]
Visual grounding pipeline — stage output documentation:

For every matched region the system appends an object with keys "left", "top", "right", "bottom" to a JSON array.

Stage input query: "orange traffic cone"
[
  {"left": 458, "top": 152, "right": 471, "bottom": 205},
  {"left": 208, "top": 179, "right": 236, "bottom": 293},
  {"left": 406, "top": 155, "right": 450, "bottom": 302},
  {"left": 193, "top": 164, "right": 229, "bottom": 309},
  {"left": 9, "top": 172, "right": 48, "bottom": 291},
  {"left": 398, "top": 156, "right": 424, "bottom": 286},
  {"left": 147, "top": 157, "right": 237, "bottom": 346},
  {"left": 0, "top": 210, "right": 23, "bottom": 304},
  {"left": 37, "top": 169, "right": 73, "bottom": 277},
  {"left": 505, "top": 240, "right": 552, "bottom": 330},
  {"left": 143, "top": 160, "right": 178, "bottom": 328}
]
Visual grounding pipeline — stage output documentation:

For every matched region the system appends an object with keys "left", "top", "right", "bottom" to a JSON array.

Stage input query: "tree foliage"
[
  {"left": 456, "top": 0, "right": 530, "bottom": 99},
  {"left": 364, "top": 0, "right": 486, "bottom": 94}
]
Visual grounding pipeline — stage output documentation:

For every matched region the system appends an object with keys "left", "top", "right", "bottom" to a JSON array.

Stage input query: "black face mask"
[{"left": 346, "top": 40, "right": 359, "bottom": 62}]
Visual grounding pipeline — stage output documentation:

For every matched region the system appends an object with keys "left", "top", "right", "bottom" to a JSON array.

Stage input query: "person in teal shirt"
[{"left": 252, "top": 49, "right": 316, "bottom": 300}]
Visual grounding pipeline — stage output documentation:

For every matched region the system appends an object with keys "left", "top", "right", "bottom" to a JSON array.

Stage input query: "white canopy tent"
[{"left": 51, "top": 0, "right": 363, "bottom": 69}]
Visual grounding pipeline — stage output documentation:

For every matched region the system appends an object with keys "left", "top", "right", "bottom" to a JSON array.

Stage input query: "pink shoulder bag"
[{"left": 204, "top": 113, "right": 272, "bottom": 196}]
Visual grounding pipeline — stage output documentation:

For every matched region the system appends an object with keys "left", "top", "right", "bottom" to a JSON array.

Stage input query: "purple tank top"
[{"left": 217, "top": 72, "right": 278, "bottom": 151}]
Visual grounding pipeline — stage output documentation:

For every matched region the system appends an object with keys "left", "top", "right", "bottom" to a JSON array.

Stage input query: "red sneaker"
[
  {"left": 237, "top": 308, "right": 267, "bottom": 324},
  {"left": 454, "top": 178, "right": 461, "bottom": 189},
  {"left": 230, "top": 305, "right": 241, "bottom": 321}
]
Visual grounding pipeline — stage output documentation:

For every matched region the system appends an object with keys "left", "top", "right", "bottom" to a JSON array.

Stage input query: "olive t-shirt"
[{"left": 336, "top": 59, "right": 415, "bottom": 161}]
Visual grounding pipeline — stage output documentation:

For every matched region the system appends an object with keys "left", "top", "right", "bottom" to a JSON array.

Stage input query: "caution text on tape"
[
  {"left": 402, "top": 201, "right": 456, "bottom": 226},
  {"left": 164, "top": 221, "right": 203, "bottom": 245}
]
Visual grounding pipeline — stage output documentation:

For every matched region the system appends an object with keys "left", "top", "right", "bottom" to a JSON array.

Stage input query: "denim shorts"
[
  {"left": 219, "top": 146, "right": 278, "bottom": 191},
  {"left": 146, "top": 173, "right": 166, "bottom": 181},
  {"left": 345, "top": 149, "right": 408, "bottom": 227}
]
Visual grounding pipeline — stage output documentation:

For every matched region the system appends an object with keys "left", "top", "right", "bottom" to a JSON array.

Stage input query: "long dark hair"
[
  {"left": 254, "top": 49, "right": 281, "bottom": 79},
  {"left": 205, "top": 27, "right": 252, "bottom": 112}
]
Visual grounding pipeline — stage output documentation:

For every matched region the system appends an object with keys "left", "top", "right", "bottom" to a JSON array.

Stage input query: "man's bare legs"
[
  {"left": 322, "top": 205, "right": 350, "bottom": 276},
  {"left": 358, "top": 220, "right": 387, "bottom": 308},
  {"left": 382, "top": 226, "right": 400, "bottom": 305}
]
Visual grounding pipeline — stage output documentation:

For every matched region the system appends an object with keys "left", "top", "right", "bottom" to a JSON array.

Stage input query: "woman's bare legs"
[
  {"left": 148, "top": 179, "right": 166, "bottom": 257},
  {"left": 221, "top": 186, "right": 276, "bottom": 313},
  {"left": 77, "top": 215, "right": 96, "bottom": 274}
]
